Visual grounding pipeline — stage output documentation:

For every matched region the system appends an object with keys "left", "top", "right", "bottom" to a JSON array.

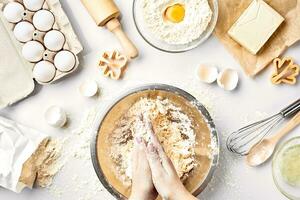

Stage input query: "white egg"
[
  {"left": 23, "top": 0, "right": 45, "bottom": 11},
  {"left": 79, "top": 80, "right": 98, "bottom": 97},
  {"left": 33, "top": 61, "right": 56, "bottom": 83},
  {"left": 22, "top": 41, "right": 45, "bottom": 62},
  {"left": 217, "top": 69, "right": 239, "bottom": 91},
  {"left": 13, "top": 21, "right": 35, "bottom": 42},
  {"left": 54, "top": 50, "right": 76, "bottom": 72},
  {"left": 44, "top": 30, "right": 65, "bottom": 51},
  {"left": 32, "top": 9, "right": 55, "bottom": 32},
  {"left": 3, "top": 2, "right": 24, "bottom": 23},
  {"left": 44, "top": 105, "right": 67, "bottom": 128}
]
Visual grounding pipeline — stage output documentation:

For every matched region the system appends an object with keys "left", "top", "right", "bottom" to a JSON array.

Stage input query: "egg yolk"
[{"left": 165, "top": 4, "right": 185, "bottom": 23}]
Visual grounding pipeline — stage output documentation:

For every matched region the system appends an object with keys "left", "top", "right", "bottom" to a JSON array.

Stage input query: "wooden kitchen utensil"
[
  {"left": 246, "top": 111, "right": 300, "bottom": 167},
  {"left": 81, "top": 0, "right": 138, "bottom": 59}
]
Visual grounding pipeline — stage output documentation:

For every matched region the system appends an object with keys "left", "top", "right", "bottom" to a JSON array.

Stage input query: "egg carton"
[{"left": 0, "top": 0, "right": 83, "bottom": 85}]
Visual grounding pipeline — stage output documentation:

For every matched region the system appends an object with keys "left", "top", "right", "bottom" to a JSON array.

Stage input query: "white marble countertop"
[{"left": 0, "top": 0, "right": 299, "bottom": 199}]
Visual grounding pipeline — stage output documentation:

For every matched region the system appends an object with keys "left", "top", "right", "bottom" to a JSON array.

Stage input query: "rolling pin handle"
[{"left": 106, "top": 18, "right": 139, "bottom": 59}]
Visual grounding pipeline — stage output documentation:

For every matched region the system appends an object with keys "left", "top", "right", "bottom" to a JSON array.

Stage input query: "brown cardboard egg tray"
[{"left": 0, "top": 0, "right": 83, "bottom": 85}]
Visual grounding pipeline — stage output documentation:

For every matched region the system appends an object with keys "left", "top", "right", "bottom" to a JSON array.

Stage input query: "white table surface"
[{"left": 0, "top": 0, "right": 299, "bottom": 199}]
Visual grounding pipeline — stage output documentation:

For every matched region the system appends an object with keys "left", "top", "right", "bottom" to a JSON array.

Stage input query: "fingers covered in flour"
[
  {"left": 132, "top": 137, "right": 139, "bottom": 171},
  {"left": 133, "top": 137, "right": 147, "bottom": 167},
  {"left": 146, "top": 142, "right": 165, "bottom": 177},
  {"left": 146, "top": 121, "right": 176, "bottom": 175},
  {"left": 130, "top": 137, "right": 158, "bottom": 200},
  {"left": 144, "top": 122, "right": 197, "bottom": 200},
  {"left": 137, "top": 137, "right": 148, "bottom": 170}
]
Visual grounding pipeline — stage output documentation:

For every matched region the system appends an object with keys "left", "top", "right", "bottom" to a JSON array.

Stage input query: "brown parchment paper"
[
  {"left": 214, "top": 0, "right": 300, "bottom": 76},
  {"left": 96, "top": 90, "right": 213, "bottom": 199}
]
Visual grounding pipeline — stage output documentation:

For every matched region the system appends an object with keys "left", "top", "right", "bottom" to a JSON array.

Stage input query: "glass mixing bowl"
[
  {"left": 132, "top": 0, "right": 218, "bottom": 53},
  {"left": 272, "top": 136, "right": 300, "bottom": 200}
]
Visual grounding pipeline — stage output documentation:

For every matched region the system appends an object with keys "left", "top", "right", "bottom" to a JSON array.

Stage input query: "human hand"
[
  {"left": 145, "top": 122, "right": 197, "bottom": 200},
  {"left": 129, "top": 137, "right": 158, "bottom": 200}
]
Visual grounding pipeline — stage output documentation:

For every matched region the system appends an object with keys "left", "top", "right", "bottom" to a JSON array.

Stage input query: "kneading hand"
[
  {"left": 145, "top": 121, "right": 198, "bottom": 200},
  {"left": 129, "top": 137, "right": 158, "bottom": 200}
]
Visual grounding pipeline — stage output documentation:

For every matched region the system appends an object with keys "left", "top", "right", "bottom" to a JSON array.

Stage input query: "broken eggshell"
[
  {"left": 79, "top": 80, "right": 98, "bottom": 97},
  {"left": 3, "top": 2, "right": 24, "bottom": 23},
  {"left": 32, "top": 60, "right": 56, "bottom": 83},
  {"left": 32, "top": 9, "right": 55, "bottom": 32},
  {"left": 22, "top": 40, "right": 45, "bottom": 62},
  {"left": 217, "top": 69, "right": 239, "bottom": 91},
  {"left": 13, "top": 21, "right": 35, "bottom": 42},
  {"left": 197, "top": 64, "right": 218, "bottom": 83},
  {"left": 44, "top": 105, "right": 67, "bottom": 128},
  {"left": 23, "top": 0, "right": 45, "bottom": 11}
]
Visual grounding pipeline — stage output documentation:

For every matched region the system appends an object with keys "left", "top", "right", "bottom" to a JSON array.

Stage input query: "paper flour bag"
[{"left": 0, "top": 116, "right": 47, "bottom": 192}]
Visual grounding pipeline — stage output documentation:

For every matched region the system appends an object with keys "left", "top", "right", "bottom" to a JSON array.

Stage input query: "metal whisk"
[{"left": 227, "top": 98, "right": 300, "bottom": 156}]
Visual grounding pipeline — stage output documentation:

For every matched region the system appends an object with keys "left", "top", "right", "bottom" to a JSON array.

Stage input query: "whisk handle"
[{"left": 280, "top": 98, "right": 300, "bottom": 118}]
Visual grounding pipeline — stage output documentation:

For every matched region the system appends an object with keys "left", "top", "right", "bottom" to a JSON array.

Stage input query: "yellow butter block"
[{"left": 228, "top": 0, "right": 284, "bottom": 55}]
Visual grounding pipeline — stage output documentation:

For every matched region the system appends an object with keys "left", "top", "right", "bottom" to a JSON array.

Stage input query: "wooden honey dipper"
[{"left": 81, "top": 0, "right": 138, "bottom": 59}]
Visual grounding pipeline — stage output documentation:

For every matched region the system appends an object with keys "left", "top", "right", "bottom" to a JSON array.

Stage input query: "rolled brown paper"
[{"left": 81, "top": 0, "right": 120, "bottom": 26}]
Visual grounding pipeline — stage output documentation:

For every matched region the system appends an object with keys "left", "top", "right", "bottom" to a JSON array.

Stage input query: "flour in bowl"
[
  {"left": 110, "top": 97, "right": 196, "bottom": 185},
  {"left": 141, "top": 0, "right": 212, "bottom": 45}
]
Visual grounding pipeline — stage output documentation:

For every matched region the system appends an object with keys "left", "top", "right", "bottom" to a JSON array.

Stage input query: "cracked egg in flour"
[{"left": 141, "top": 0, "right": 212, "bottom": 45}]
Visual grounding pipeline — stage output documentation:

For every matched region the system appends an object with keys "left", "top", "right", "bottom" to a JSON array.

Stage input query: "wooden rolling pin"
[{"left": 81, "top": 0, "right": 138, "bottom": 59}]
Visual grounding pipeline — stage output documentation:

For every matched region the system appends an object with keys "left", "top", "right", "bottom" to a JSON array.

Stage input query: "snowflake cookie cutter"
[
  {"left": 99, "top": 51, "right": 128, "bottom": 80},
  {"left": 271, "top": 57, "right": 300, "bottom": 85}
]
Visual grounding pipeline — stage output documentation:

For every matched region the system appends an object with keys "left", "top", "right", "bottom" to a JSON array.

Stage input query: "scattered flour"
[
  {"left": 44, "top": 106, "right": 107, "bottom": 200},
  {"left": 34, "top": 139, "right": 64, "bottom": 187},
  {"left": 141, "top": 0, "right": 212, "bottom": 44},
  {"left": 20, "top": 138, "right": 64, "bottom": 188}
]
